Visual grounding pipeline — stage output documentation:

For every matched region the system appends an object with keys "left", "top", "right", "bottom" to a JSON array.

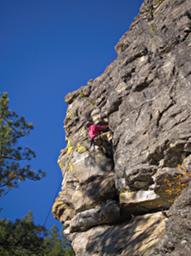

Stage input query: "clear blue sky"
[{"left": 0, "top": 0, "right": 143, "bottom": 229}]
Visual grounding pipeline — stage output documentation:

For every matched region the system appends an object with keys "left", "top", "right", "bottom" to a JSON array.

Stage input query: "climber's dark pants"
[
  {"left": 90, "top": 135, "right": 113, "bottom": 158},
  {"left": 90, "top": 139, "right": 94, "bottom": 147},
  {"left": 90, "top": 139, "right": 96, "bottom": 151}
]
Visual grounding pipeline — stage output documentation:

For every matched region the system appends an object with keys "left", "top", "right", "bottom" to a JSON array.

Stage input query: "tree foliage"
[
  {"left": 0, "top": 212, "right": 74, "bottom": 256},
  {"left": 0, "top": 92, "right": 45, "bottom": 196},
  {"left": 43, "top": 225, "right": 73, "bottom": 256}
]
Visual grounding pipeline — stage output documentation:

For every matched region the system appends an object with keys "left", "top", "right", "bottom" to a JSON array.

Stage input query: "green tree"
[
  {"left": 0, "top": 212, "right": 46, "bottom": 256},
  {"left": 43, "top": 225, "right": 74, "bottom": 256},
  {"left": 0, "top": 212, "right": 74, "bottom": 256},
  {"left": 0, "top": 92, "right": 45, "bottom": 196}
]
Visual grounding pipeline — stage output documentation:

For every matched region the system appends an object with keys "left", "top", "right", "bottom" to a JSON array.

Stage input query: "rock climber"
[
  {"left": 86, "top": 108, "right": 113, "bottom": 156},
  {"left": 87, "top": 123, "right": 108, "bottom": 148}
]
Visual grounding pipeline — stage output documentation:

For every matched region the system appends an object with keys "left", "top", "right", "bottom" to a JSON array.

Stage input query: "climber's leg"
[{"left": 90, "top": 139, "right": 95, "bottom": 151}]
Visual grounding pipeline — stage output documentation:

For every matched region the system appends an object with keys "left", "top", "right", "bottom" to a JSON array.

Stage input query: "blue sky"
[{"left": 0, "top": 0, "right": 143, "bottom": 229}]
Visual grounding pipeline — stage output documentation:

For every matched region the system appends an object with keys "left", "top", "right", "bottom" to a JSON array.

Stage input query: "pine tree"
[
  {"left": 0, "top": 92, "right": 45, "bottom": 196},
  {"left": 0, "top": 213, "right": 74, "bottom": 256},
  {"left": 0, "top": 212, "right": 45, "bottom": 256},
  {"left": 43, "top": 225, "right": 74, "bottom": 256}
]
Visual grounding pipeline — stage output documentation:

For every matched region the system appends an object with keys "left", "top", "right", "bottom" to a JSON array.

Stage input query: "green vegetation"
[
  {"left": 0, "top": 92, "right": 45, "bottom": 196},
  {"left": 0, "top": 212, "right": 74, "bottom": 256},
  {"left": 0, "top": 92, "right": 74, "bottom": 255}
]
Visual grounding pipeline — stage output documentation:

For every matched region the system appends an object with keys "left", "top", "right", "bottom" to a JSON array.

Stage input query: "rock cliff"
[{"left": 52, "top": 0, "right": 191, "bottom": 255}]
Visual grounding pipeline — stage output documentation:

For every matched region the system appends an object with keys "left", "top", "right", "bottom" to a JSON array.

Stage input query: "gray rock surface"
[
  {"left": 72, "top": 212, "right": 166, "bottom": 256},
  {"left": 69, "top": 200, "right": 120, "bottom": 233},
  {"left": 53, "top": 0, "right": 191, "bottom": 255},
  {"left": 151, "top": 184, "right": 191, "bottom": 256}
]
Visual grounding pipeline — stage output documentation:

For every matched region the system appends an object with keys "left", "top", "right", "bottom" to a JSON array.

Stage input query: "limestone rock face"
[
  {"left": 151, "top": 184, "right": 191, "bottom": 256},
  {"left": 53, "top": 0, "right": 191, "bottom": 255},
  {"left": 72, "top": 212, "right": 166, "bottom": 256}
]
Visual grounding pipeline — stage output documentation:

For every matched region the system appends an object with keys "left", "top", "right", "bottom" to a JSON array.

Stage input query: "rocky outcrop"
[{"left": 52, "top": 0, "right": 191, "bottom": 255}]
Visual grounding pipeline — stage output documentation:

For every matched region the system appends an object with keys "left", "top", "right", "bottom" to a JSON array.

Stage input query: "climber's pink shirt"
[{"left": 88, "top": 124, "right": 106, "bottom": 140}]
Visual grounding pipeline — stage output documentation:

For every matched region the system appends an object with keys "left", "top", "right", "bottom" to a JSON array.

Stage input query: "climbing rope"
[{"left": 42, "top": 180, "right": 62, "bottom": 227}]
